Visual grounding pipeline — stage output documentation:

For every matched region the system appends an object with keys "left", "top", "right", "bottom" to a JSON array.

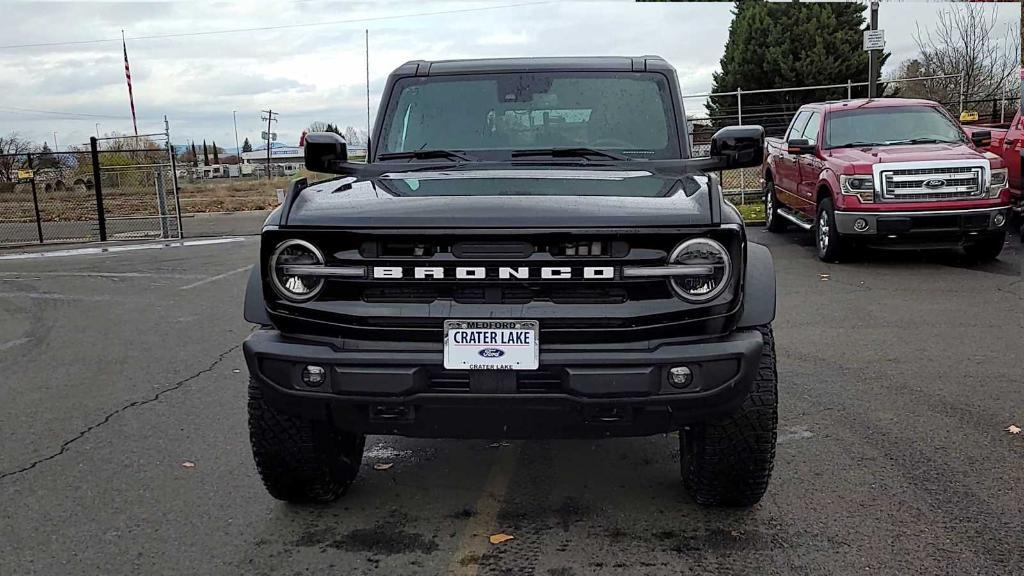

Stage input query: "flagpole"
[{"left": 122, "top": 30, "right": 139, "bottom": 137}]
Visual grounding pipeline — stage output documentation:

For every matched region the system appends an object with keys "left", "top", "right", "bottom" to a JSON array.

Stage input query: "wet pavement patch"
[{"left": 329, "top": 523, "right": 439, "bottom": 555}]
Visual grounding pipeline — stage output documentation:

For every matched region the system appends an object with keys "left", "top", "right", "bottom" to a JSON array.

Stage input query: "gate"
[{"left": 0, "top": 130, "right": 182, "bottom": 246}]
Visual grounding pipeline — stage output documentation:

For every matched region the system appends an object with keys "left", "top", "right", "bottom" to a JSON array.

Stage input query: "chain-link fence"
[
  {"left": 684, "top": 74, "right": 1020, "bottom": 205},
  {"left": 0, "top": 132, "right": 181, "bottom": 246}
]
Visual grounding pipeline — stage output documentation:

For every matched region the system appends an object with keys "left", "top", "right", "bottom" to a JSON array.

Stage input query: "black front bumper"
[
  {"left": 243, "top": 329, "right": 764, "bottom": 439},
  {"left": 834, "top": 206, "right": 1009, "bottom": 248}
]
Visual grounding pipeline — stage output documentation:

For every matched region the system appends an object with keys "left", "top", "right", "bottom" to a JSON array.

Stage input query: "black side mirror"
[
  {"left": 708, "top": 125, "right": 765, "bottom": 169},
  {"left": 786, "top": 138, "right": 816, "bottom": 155},
  {"left": 970, "top": 130, "right": 992, "bottom": 148},
  {"left": 304, "top": 132, "right": 348, "bottom": 173}
]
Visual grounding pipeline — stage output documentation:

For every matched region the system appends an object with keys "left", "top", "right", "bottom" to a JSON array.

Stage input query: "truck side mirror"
[
  {"left": 786, "top": 138, "right": 816, "bottom": 155},
  {"left": 304, "top": 132, "right": 348, "bottom": 173},
  {"left": 709, "top": 125, "right": 764, "bottom": 169},
  {"left": 970, "top": 130, "right": 992, "bottom": 148}
]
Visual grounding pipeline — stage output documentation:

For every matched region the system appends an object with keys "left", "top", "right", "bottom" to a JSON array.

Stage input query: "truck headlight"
[
  {"left": 989, "top": 168, "right": 1008, "bottom": 198},
  {"left": 668, "top": 238, "right": 731, "bottom": 302},
  {"left": 840, "top": 175, "right": 874, "bottom": 203},
  {"left": 269, "top": 239, "right": 325, "bottom": 302}
]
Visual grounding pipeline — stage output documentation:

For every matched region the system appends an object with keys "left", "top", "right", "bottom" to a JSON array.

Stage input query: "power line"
[
  {"left": 0, "top": 2, "right": 552, "bottom": 50},
  {"left": 0, "top": 106, "right": 130, "bottom": 119}
]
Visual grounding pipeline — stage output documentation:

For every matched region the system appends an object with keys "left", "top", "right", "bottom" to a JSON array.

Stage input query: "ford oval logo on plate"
[
  {"left": 479, "top": 348, "right": 505, "bottom": 358},
  {"left": 923, "top": 178, "right": 946, "bottom": 189}
]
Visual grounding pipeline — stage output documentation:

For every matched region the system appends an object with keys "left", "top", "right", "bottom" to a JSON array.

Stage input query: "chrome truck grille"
[{"left": 879, "top": 165, "right": 985, "bottom": 202}]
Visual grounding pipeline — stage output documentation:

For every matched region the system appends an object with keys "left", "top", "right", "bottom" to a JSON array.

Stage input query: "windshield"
[
  {"left": 378, "top": 72, "right": 681, "bottom": 160},
  {"left": 825, "top": 106, "right": 966, "bottom": 148}
]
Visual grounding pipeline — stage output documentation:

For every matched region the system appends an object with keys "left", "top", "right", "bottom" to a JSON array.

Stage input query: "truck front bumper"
[
  {"left": 242, "top": 329, "right": 764, "bottom": 439},
  {"left": 834, "top": 206, "right": 1009, "bottom": 243}
]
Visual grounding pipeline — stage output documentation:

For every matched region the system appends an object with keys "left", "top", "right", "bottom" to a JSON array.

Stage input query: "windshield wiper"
[
  {"left": 830, "top": 141, "right": 884, "bottom": 149},
  {"left": 511, "top": 147, "right": 630, "bottom": 161},
  {"left": 377, "top": 149, "right": 476, "bottom": 162},
  {"left": 883, "top": 137, "right": 961, "bottom": 145}
]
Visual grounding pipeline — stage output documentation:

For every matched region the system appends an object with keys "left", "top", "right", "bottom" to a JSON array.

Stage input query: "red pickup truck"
[
  {"left": 961, "top": 107, "right": 1023, "bottom": 222},
  {"left": 762, "top": 98, "right": 1012, "bottom": 262}
]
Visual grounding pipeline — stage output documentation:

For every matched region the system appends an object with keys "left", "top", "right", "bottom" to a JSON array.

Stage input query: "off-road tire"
[
  {"left": 962, "top": 231, "right": 1005, "bottom": 262},
  {"left": 764, "top": 178, "right": 786, "bottom": 233},
  {"left": 815, "top": 198, "right": 848, "bottom": 262},
  {"left": 248, "top": 378, "right": 365, "bottom": 503},
  {"left": 680, "top": 325, "right": 778, "bottom": 507}
]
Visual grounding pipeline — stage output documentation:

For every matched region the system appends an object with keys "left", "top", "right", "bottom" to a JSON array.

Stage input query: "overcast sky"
[{"left": 0, "top": 0, "right": 1018, "bottom": 151}]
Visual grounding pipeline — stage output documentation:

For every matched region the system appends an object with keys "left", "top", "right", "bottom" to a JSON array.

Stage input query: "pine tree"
[
  {"left": 242, "top": 137, "right": 252, "bottom": 153},
  {"left": 212, "top": 141, "right": 220, "bottom": 164},
  {"left": 707, "top": 1, "right": 890, "bottom": 133},
  {"left": 202, "top": 140, "right": 210, "bottom": 166},
  {"left": 190, "top": 142, "right": 199, "bottom": 167}
]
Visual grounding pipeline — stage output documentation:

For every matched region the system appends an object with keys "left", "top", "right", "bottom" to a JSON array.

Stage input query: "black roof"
[{"left": 392, "top": 56, "right": 675, "bottom": 76}]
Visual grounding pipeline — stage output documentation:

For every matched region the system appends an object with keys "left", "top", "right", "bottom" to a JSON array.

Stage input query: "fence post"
[
  {"left": 166, "top": 116, "right": 183, "bottom": 239},
  {"left": 90, "top": 137, "right": 107, "bottom": 242},
  {"left": 27, "top": 153, "right": 43, "bottom": 244},
  {"left": 736, "top": 87, "right": 744, "bottom": 204}
]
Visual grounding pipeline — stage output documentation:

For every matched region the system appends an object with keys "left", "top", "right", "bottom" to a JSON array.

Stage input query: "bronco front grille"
[{"left": 880, "top": 165, "right": 984, "bottom": 202}]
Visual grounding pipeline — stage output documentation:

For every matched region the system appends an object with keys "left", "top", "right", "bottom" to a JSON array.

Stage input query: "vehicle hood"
[
  {"left": 827, "top": 143, "right": 986, "bottom": 174},
  {"left": 283, "top": 168, "right": 714, "bottom": 228}
]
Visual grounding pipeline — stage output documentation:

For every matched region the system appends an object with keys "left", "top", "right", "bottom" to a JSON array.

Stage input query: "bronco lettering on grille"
[{"left": 372, "top": 266, "right": 615, "bottom": 280}]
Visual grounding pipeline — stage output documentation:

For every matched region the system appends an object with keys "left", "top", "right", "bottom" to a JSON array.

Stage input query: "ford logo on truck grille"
[
  {"left": 479, "top": 348, "right": 505, "bottom": 358},
  {"left": 923, "top": 178, "right": 947, "bottom": 189}
]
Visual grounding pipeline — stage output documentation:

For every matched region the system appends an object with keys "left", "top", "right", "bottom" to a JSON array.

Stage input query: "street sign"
[
  {"left": 16, "top": 169, "right": 33, "bottom": 183},
  {"left": 863, "top": 29, "right": 885, "bottom": 51},
  {"left": 261, "top": 131, "right": 277, "bottom": 141}
]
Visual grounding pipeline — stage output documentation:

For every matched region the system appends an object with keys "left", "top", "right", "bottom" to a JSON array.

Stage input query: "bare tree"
[
  {"left": 907, "top": 3, "right": 1020, "bottom": 109},
  {"left": 0, "top": 132, "right": 32, "bottom": 183}
]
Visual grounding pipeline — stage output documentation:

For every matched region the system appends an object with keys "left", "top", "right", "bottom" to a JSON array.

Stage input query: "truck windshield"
[
  {"left": 378, "top": 72, "right": 680, "bottom": 160},
  {"left": 826, "top": 106, "right": 966, "bottom": 148}
]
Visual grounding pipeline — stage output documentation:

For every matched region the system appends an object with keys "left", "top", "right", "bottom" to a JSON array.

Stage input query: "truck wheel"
[
  {"left": 248, "top": 378, "right": 365, "bottom": 503},
  {"left": 764, "top": 179, "right": 786, "bottom": 232},
  {"left": 815, "top": 198, "right": 847, "bottom": 262},
  {"left": 680, "top": 325, "right": 778, "bottom": 507},
  {"left": 962, "top": 231, "right": 1006, "bottom": 262}
]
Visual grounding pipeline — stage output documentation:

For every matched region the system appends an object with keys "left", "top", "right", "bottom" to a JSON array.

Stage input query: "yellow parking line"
[{"left": 447, "top": 441, "right": 523, "bottom": 575}]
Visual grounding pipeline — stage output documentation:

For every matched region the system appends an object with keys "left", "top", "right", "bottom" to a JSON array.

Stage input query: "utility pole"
[
  {"left": 867, "top": 0, "right": 879, "bottom": 99},
  {"left": 95, "top": 123, "right": 101, "bottom": 138},
  {"left": 261, "top": 109, "right": 278, "bottom": 181},
  {"left": 366, "top": 29, "right": 371, "bottom": 149},
  {"left": 232, "top": 110, "right": 241, "bottom": 167},
  {"left": 53, "top": 131, "right": 59, "bottom": 152}
]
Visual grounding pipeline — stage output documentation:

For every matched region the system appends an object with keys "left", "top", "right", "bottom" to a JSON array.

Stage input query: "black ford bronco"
[{"left": 243, "top": 56, "right": 778, "bottom": 507}]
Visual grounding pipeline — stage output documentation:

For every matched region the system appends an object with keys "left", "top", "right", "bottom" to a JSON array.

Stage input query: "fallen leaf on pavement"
[
  {"left": 1007, "top": 425, "right": 1021, "bottom": 435},
  {"left": 818, "top": 273, "right": 830, "bottom": 281},
  {"left": 373, "top": 463, "right": 394, "bottom": 470},
  {"left": 181, "top": 461, "right": 196, "bottom": 468},
  {"left": 489, "top": 533, "right": 514, "bottom": 545},
  {"left": 488, "top": 441, "right": 511, "bottom": 448},
  {"left": 232, "top": 369, "right": 240, "bottom": 373}
]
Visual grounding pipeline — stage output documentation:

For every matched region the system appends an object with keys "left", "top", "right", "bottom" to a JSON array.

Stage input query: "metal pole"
[
  {"left": 53, "top": 131, "right": 59, "bottom": 152},
  {"left": 89, "top": 137, "right": 107, "bottom": 242},
  {"left": 232, "top": 110, "right": 240, "bottom": 173},
  {"left": 266, "top": 111, "right": 272, "bottom": 180},
  {"left": 366, "top": 29, "right": 371, "bottom": 152},
  {"left": 847, "top": 79, "right": 852, "bottom": 100},
  {"left": 27, "top": 154, "right": 43, "bottom": 244},
  {"left": 959, "top": 71, "right": 965, "bottom": 114},
  {"left": 736, "top": 87, "right": 743, "bottom": 203},
  {"left": 166, "top": 116, "right": 183, "bottom": 239},
  {"left": 868, "top": 1, "right": 879, "bottom": 99},
  {"left": 95, "top": 123, "right": 100, "bottom": 138}
]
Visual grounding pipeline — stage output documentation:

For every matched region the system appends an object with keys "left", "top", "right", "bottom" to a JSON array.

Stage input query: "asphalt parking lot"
[{"left": 1, "top": 226, "right": 1021, "bottom": 575}]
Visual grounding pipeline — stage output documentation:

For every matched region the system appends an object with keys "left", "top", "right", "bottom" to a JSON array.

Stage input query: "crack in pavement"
[{"left": 0, "top": 343, "right": 240, "bottom": 482}]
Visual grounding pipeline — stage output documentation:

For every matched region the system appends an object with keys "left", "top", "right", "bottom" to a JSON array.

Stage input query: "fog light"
[
  {"left": 668, "top": 366, "right": 693, "bottom": 388},
  {"left": 853, "top": 218, "right": 868, "bottom": 232},
  {"left": 301, "top": 365, "right": 326, "bottom": 387},
  {"left": 993, "top": 212, "right": 1006, "bottom": 227}
]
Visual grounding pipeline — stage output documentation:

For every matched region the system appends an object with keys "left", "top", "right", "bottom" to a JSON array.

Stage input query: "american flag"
[{"left": 122, "top": 32, "right": 138, "bottom": 136}]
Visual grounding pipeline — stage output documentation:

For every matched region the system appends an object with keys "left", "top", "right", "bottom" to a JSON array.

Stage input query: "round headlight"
[
  {"left": 668, "top": 238, "right": 731, "bottom": 302},
  {"left": 269, "top": 239, "right": 325, "bottom": 302}
]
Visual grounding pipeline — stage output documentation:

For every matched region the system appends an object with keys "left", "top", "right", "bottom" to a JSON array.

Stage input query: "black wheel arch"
[
  {"left": 244, "top": 265, "right": 274, "bottom": 326},
  {"left": 737, "top": 242, "right": 776, "bottom": 328}
]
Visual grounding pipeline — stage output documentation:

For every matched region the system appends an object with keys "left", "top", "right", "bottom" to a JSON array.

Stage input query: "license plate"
[{"left": 443, "top": 320, "right": 539, "bottom": 370}]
